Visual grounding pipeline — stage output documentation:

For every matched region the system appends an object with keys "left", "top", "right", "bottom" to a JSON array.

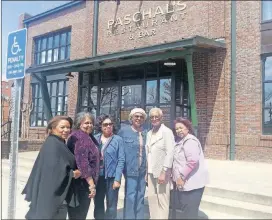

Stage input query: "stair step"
[
  {"left": 204, "top": 186, "right": 272, "bottom": 206},
  {"left": 201, "top": 195, "right": 272, "bottom": 219}
]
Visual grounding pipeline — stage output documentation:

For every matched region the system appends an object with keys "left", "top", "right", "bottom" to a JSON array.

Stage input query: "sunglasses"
[{"left": 102, "top": 123, "right": 113, "bottom": 127}]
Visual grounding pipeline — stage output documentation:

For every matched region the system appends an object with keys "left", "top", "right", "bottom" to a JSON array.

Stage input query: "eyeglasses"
[
  {"left": 133, "top": 115, "right": 144, "bottom": 119},
  {"left": 102, "top": 123, "right": 113, "bottom": 127},
  {"left": 150, "top": 116, "right": 160, "bottom": 120}
]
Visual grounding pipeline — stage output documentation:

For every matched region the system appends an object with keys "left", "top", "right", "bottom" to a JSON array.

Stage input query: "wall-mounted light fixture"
[
  {"left": 65, "top": 72, "right": 74, "bottom": 79},
  {"left": 164, "top": 59, "right": 176, "bottom": 67}
]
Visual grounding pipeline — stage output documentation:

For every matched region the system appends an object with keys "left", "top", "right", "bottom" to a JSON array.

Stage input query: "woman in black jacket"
[{"left": 22, "top": 115, "right": 81, "bottom": 219}]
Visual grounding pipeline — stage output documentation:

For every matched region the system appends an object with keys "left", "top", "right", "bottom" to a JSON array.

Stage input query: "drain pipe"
[
  {"left": 92, "top": 0, "right": 99, "bottom": 57},
  {"left": 230, "top": 0, "right": 236, "bottom": 161}
]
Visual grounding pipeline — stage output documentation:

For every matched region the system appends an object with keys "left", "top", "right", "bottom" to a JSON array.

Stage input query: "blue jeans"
[
  {"left": 124, "top": 170, "right": 146, "bottom": 219},
  {"left": 94, "top": 176, "right": 119, "bottom": 219}
]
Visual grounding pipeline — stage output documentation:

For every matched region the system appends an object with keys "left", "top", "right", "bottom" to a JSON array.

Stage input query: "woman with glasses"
[
  {"left": 94, "top": 114, "right": 125, "bottom": 219},
  {"left": 146, "top": 107, "right": 175, "bottom": 219},
  {"left": 66, "top": 112, "right": 100, "bottom": 219},
  {"left": 172, "top": 117, "right": 209, "bottom": 219},
  {"left": 118, "top": 108, "right": 148, "bottom": 219}
]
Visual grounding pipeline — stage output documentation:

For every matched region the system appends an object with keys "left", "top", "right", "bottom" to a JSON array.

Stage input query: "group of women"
[{"left": 22, "top": 107, "right": 209, "bottom": 219}]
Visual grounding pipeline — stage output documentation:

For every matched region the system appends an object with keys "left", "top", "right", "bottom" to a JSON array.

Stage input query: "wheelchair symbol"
[{"left": 11, "top": 36, "right": 21, "bottom": 55}]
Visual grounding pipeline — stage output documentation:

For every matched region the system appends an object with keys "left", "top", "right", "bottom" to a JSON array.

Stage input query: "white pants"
[{"left": 148, "top": 173, "right": 170, "bottom": 219}]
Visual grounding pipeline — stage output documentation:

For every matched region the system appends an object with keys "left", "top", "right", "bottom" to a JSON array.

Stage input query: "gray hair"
[
  {"left": 149, "top": 107, "right": 163, "bottom": 117},
  {"left": 73, "top": 112, "right": 95, "bottom": 129}
]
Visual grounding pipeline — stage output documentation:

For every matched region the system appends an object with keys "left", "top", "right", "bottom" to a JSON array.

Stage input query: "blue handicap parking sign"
[{"left": 6, "top": 28, "right": 27, "bottom": 80}]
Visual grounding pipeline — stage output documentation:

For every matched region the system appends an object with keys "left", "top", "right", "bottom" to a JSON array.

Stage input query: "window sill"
[
  {"left": 29, "top": 126, "right": 46, "bottom": 129},
  {"left": 261, "top": 19, "right": 272, "bottom": 25},
  {"left": 260, "top": 135, "right": 272, "bottom": 140}
]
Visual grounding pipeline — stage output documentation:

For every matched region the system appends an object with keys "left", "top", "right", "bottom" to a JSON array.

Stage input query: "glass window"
[
  {"left": 263, "top": 56, "right": 272, "bottom": 134},
  {"left": 100, "top": 87, "right": 119, "bottom": 122},
  {"left": 81, "top": 87, "right": 89, "bottom": 106},
  {"left": 54, "top": 35, "right": 60, "bottom": 47},
  {"left": 48, "top": 36, "right": 53, "bottom": 49},
  {"left": 146, "top": 80, "right": 157, "bottom": 104},
  {"left": 60, "top": 47, "right": 66, "bottom": 60},
  {"left": 41, "top": 51, "right": 46, "bottom": 64},
  {"left": 262, "top": 1, "right": 272, "bottom": 21},
  {"left": 41, "top": 38, "right": 47, "bottom": 50},
  {"left": 30, "top": 79, "right": 68, "bottom": 127},
  {"left": 34, "top": 29, "right": 71, "bottom": 65},
  {"left": 121, "top": 85, "right": 142, "bottom": 106},
  {"left": 160, "top": 79, "right": 172, "bottom": 104},
  {"left": 60, "top": 33, "right": 67, "bottom": 46},
  {"left": 47, "top": 50, "right": 52, "bottom": 63},
  {"left": 265, "top": 56, "right": 272, "bottom": 81}
]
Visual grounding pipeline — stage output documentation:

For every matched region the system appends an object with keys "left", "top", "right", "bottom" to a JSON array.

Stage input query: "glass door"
[
  {"left": 120, "top": 83, "right": 143, "bottom": 129},
  {"left": 99, "top": 85, "right": 119, "bottom": 125}
]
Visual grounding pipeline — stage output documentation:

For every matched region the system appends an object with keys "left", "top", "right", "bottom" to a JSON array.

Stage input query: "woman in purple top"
[
  {"left": 171, "top": 117, "right": 209, "bottom": 219},
  {"left": 67, "top": 112, "right": 100, "bottom": 220}
]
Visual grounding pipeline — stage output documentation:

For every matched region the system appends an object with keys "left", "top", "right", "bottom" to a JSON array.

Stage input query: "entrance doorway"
[{"left": 78, "top": 59, "right": 190, "bottom": 130}]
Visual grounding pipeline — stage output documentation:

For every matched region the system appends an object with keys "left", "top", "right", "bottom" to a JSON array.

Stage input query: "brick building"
[
  {"left": 15, "top": 1, "right": 272, "bottom": 162},
  {"left": 1, "top": 81, "right": 13, "bottom": 123}
]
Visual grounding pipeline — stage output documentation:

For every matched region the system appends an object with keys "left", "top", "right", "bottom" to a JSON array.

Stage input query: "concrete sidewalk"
[
  {"left": 1, "top": 151, "right": 272, "bottom": 219},
  {"left": 206, "top": 159, "right": 272, "bottom": 197}
]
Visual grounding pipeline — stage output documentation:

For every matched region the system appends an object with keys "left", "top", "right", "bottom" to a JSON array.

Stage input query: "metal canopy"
[{"left": 26, "top": 35, "right": 225, "bottom": 75}]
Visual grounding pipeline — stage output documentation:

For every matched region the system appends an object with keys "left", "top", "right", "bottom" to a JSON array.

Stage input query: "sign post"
[{"left": 6, "top": 28, "right": 27, "bottom": 219}]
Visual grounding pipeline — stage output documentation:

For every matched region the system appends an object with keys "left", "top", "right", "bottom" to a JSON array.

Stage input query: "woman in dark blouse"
[{"left": 67, "top": 112, "right": 100, "bottom": 220}]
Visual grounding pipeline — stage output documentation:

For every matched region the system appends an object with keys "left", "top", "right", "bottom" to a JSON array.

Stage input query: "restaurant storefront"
[{"left": 13, "top": 0, "right": 272, "bottom": 163}]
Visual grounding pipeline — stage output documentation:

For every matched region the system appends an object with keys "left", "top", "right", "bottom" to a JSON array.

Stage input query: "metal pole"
[
  {"left": 93, "top": 0, "right": 99, "bottom": 57},
  {"left": 7, "top": 78, "right": 22, "bottom": 219},
  {"left": 230, "top": 0, "right": 236, "bottom": 160}
]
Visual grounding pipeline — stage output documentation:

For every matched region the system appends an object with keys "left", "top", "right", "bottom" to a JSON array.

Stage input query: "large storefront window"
[
  {"left": 262, "top": 1, "right": 272, "bottom": 21},
  {"left": 30, "top": 79, "right": 68, "bottom": 127},
  {"left": 263, "top": 56, "right": 272, "bottom": 134},
  {"left": 78, "top": 60, "right": 190, "bottom": 130},
  {"left": 34, "top": 29, "right": 71, "bottom": 65}
]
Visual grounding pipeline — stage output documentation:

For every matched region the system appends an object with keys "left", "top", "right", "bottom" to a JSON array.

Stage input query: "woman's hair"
[
  {"left": 95, "top": 114, "right": 117, "bottom": 134},
  {"left": 73, "top": 112, "right": 95, "bottom": 130},
  {"left": 173, "top": 117, "right": 195, "bottom": 136},
  {"left": 149, "top": 107, "right": 163, "bottom": 117},
  {"left": 46, "top": 115, "right": 72, "bottom": 134}
]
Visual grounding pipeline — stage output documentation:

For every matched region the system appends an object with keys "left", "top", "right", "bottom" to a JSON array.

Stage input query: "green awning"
[{"left": 26, "top": 35, "right": 225, "bottom": 75}]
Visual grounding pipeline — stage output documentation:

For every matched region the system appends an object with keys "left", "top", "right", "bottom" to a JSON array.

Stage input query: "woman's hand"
[
  {"left": 176, "top": 177, "right": 185, "bottom": 190},
  {"left": 73, "top": 169, "right": 81, "bottom": 179},
  {"left": 158, "top": 170, "right": 166, "bottom": 184},
  {"left": 112, "top": 181, "right": 121, "bottom": 190},
  {"left": 88, "top": 185, "right": 96, "bottom": 198}
]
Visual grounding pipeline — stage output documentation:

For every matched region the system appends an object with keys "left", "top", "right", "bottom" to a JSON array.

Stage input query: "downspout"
[
  {"left": 92, "top": 0, "right": 99, "bottom": 57},
  {"left": 230, "top": 0, "right": 236, "bottom": 160}
]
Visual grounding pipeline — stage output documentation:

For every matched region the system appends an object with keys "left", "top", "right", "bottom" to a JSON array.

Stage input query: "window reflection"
[
  {"left": 264, "top": 83, "right": 272, "bottom": 107},
  {"left": 265, "top": 57, "right": 272, "bottom": 81},
  {"left": 100, "top": 87, "right": 119, "bottom": 122},
  {"left": 146, "top": 81, "right": 157, "bottom": 104},
  {"left": 160, "top": 79, "right": 171, "bottom": 104},
  {"left": 121, "top": 85, "right": 142, "bottom": 105}
]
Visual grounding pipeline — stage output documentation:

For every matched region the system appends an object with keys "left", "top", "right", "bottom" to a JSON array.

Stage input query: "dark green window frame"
[
  {"left": 34, "top": 29, "right": 71, "bottom": 65},
  {"left": 262, "top": 54, "right": 272, "bottom": 135},
  {"left": 30, "top": 79, "right": 68, "bottom": 127}
]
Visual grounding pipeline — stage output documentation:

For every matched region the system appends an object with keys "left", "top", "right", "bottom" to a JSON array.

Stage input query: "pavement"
[{"left": 1, "top": 151, "right": 272, "bottom": 219}]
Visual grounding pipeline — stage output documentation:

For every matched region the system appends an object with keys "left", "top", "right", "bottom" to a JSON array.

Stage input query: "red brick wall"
[
  {"left": 97, "top": 1, "right": 227, "bottom": 55},
  {"left": 21, "top": 1, "right": 93, "bottom": 140},
  {"left": 19, "top": 1, "right": 272, "bottom": 163}
]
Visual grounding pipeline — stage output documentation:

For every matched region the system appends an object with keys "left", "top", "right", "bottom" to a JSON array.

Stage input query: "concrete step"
[
  {"left": 204, "top": 186, "right": 272, "bottom": 206},
  {"left": 200, "top": 195, "right": 272, "bottom": 219}
]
